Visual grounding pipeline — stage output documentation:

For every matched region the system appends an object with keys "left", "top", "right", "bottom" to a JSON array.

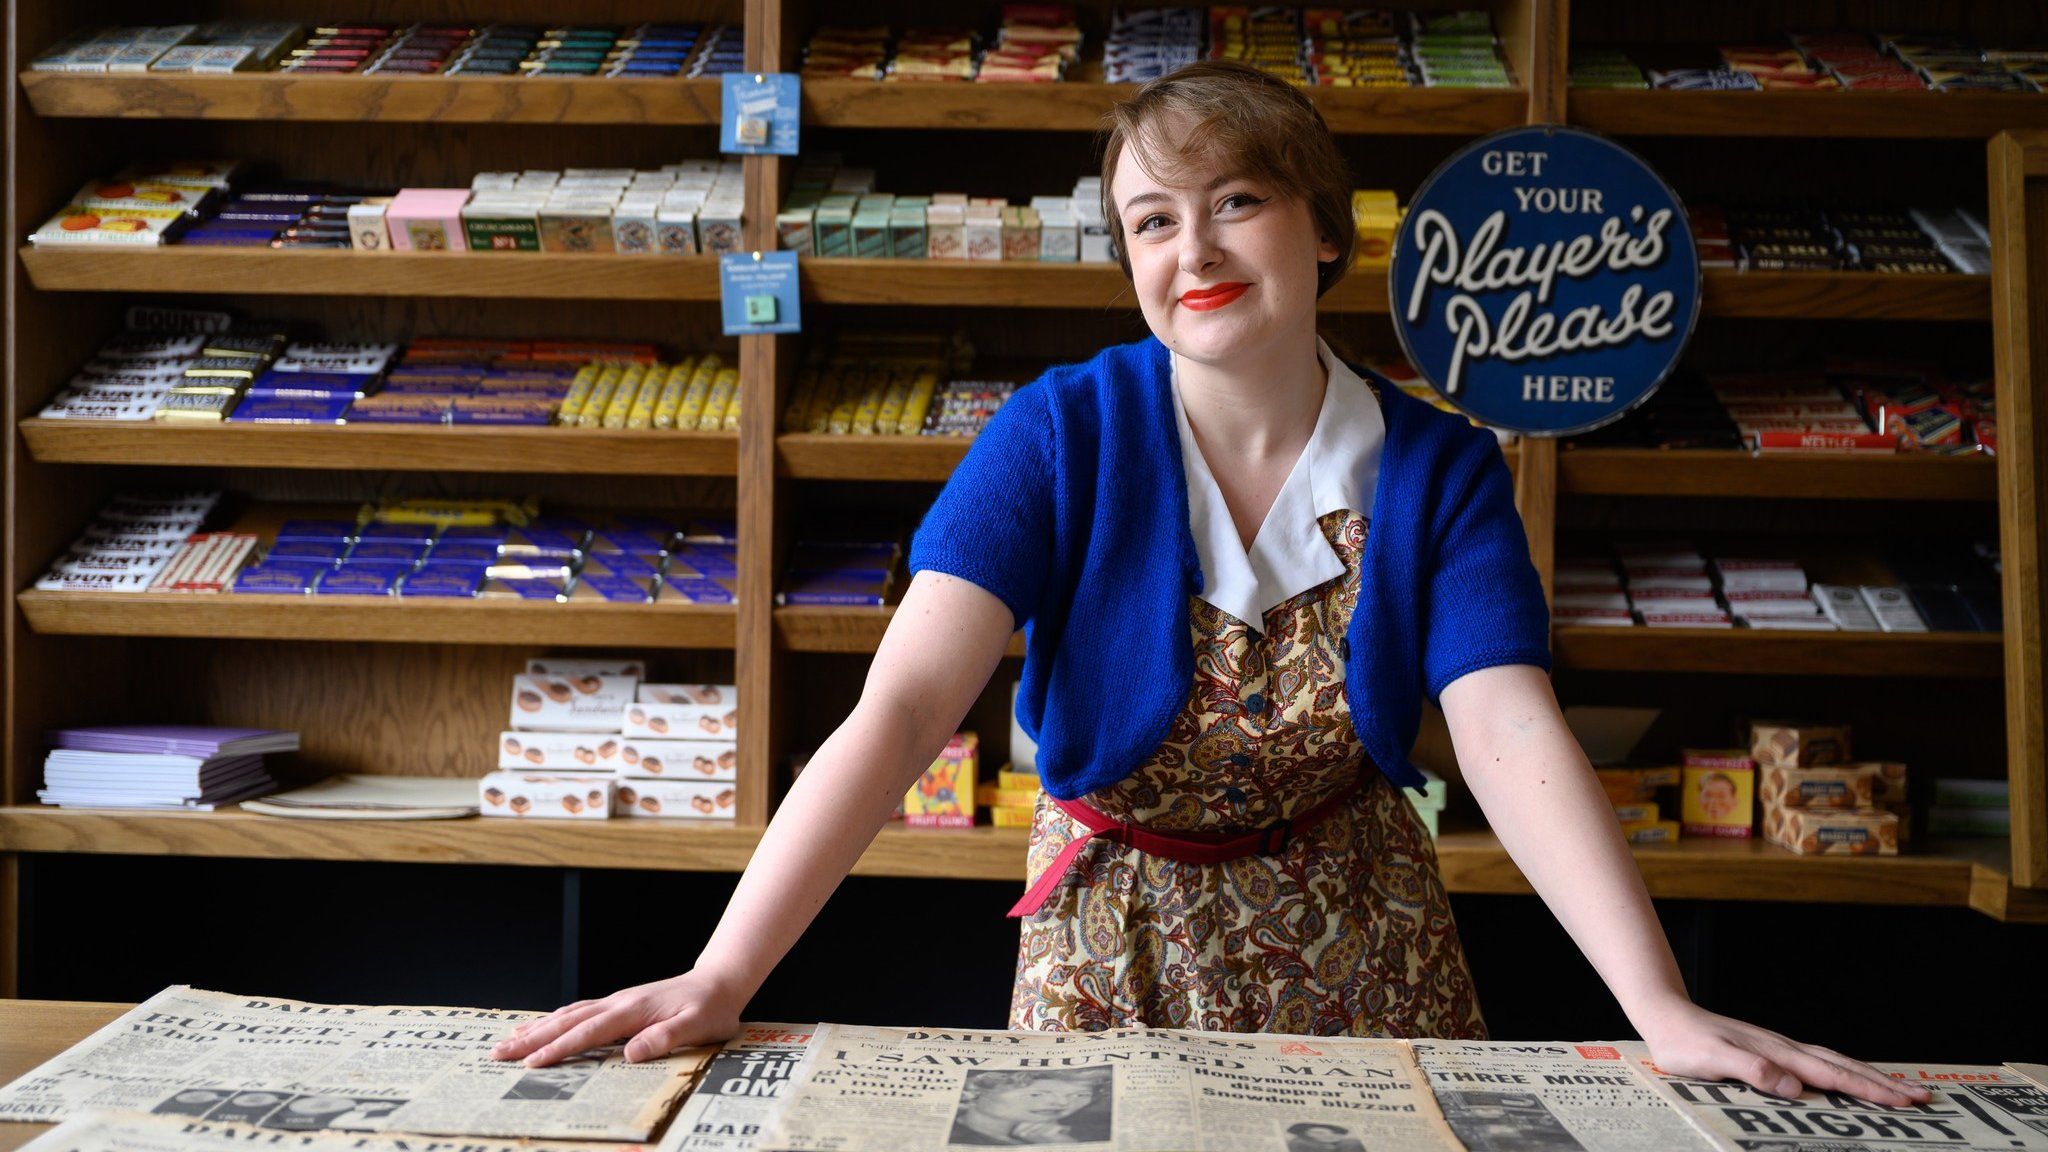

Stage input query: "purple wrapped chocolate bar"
[
  {"left": 233, "top": 564, "right": 320, "bottom": 595},
  {"left": 265, "top": 540, "right": 348, "bottom": 565},
  {"left": 344, "top": 541, "right": 430, "bottom": 566},
  {"left": 353, "top": 519, "right": 435, "bottom": 545},
  {"left": 274, "top": 519, "right": 357, "bottom": 544},
  {"left": 398, "top": 565, "right": 482, "bottom": 598},
  {"left": 570, "top": 574, "right": 655, "bottom": 603},
  {"left": 777, "top": 571, "right": 889, "bottom": 606},
  {"left": 227, "top": 395, "right": 352, "bottom": 424},
  {"left": 314, "top": 566, "right": 399, "bottom": 596},
  {"left": 660, "top": 574, "right": 737, "bottom": 604}
]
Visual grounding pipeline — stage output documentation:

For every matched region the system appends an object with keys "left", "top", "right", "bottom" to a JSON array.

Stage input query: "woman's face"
[
  {"left": 972, "top": 1079, "right": 1095, "bottom": 1123},
  {"left": 1112, "top": 121, "right": 1337, "bottom": 372},
  {"left": 1701, "top": 778, "right": 1737, "bottom": 819}
]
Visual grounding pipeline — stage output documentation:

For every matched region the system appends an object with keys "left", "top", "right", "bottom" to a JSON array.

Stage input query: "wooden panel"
[
  {"left": 0, "top": 999, "right": 130, "bottom": 1151},
  {"left": 1572, "top": 90, "right": 2048, "bottom": 139},
  {"left": 21, "top": 422, "right": 738, "bottom": 476},
  {"left": 1989, "top": 133, "right": 2048, "bottom": 889},
  {"left": 1699, "top": 270, "right": 1988, "bottom": 320},
  {"left": 1552, "top": 626, "right": 2004, "bottom": 677},
  {"left": 20, "top": 248, "right": 723, "bottom": 301},
  {"left": 1513, "top": 437, "right": 1557, "bottom": 603},
  {"left": 777, "top": 433, "right": 969, "bottom": 480},
  {"left": 777, "top": 606, "right": 1025, "bottom": 658},
  {"left": 1557, "top": 449, "right": 2000, "bottom": 502},
  {"left": 18, "top": 591, "right": 738, "bottom": 649},
  {"left": 19, "top": 73, "right": 720, "bottom": 124}
]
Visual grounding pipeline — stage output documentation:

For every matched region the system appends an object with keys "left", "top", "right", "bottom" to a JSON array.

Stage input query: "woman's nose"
[{"left": 1178, "top": 220, "right": 1222, "bottom": 276}]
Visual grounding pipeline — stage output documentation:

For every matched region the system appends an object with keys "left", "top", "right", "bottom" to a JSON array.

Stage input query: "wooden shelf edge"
[
  {"left": 774, "top": 605, "right": 1024, "bottom": 657},
  {"left": 0, "top": 808, "right": 2001, "bottom": 906},
  {"left": 18, "top": 247, "right": 725, "bottom": 301},
  {"left": 776, "top": 433, "right": 971, "bottom": 480},
  {"left": 1552, "top": 626, "right": 2003, "bottom": 677},
  {"left": 1557, "top": 448, "right": 1999, "bottom": 502},
  {"left": 16, "top": 591, "right": 739, "bottom": 649},
  {"left": 1571, "top": 88, "right": 2048, "bottom": 139},
  {"left": 18, "top": 71, "right": 722, "bottom": 125},
  {"left": 19, "top": 419, "right": 739, "bottom": 476}
]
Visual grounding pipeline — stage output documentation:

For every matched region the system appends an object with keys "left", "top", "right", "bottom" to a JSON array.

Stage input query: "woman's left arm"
[{"left": 1438, "top": 663, "right": 1929, "bottom": 1108}]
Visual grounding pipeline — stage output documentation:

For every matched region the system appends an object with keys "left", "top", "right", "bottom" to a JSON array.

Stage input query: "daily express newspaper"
[
  {"left": 653, "top": 1024, "right": 812, "bottom": 1152},
  {"left": 762, "top": 1024, "right": 1463, "bottom": 1151},
  {"left": 16, "top": 1110, "right": 652, "bottom": 1152},
  {"left": 0, "top": 987, "right": 709, "bottom": 1142},
  {"left": 1413, "top": 1040, "right": 1715, "bottom": 1151},
  {"left": 1632, "top": 1053, "right": 2048, "bottom": 1152}
]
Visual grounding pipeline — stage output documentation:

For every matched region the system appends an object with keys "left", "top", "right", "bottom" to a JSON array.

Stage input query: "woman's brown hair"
[{"left": 1099, "top": 60, "right": 1356, "bottom": 296}]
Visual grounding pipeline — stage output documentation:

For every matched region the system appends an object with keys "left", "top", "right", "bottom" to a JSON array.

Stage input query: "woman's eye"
[
  {"left": 1134, "top": 214, "right": 1170, "bottom": 234},
  {"left": 1220, "top": 193, "right": 1267, "bottom": 213}
]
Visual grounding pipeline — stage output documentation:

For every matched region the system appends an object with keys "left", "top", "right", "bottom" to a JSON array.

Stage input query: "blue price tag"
[
  {"left": 721, "top": 251, "right": 802, "bottom": 335},
  {"left": 721, "top": 72, "right": 800, "bottom": 156},
  {"left": 1389, "top": 125, "right": 1700, "bottom": 438}
]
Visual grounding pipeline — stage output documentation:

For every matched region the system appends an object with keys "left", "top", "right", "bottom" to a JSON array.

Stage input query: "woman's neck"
[{"left": 1173, "top": 328, "right": 1329, "bottom": 464}]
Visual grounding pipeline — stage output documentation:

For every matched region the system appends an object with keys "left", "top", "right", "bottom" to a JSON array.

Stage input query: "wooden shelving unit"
[
  {"left": 3, "top": 0, "right": 2046, "bottom": 1010},
  {"left": 16, "top": 591, "right": 738, "bottom": 648},
  {"left": 20, "top": 421, "right": 738, "bottom": 476},
  {"left": 17, "top": 71, "right": 722, "bottom": 124}
]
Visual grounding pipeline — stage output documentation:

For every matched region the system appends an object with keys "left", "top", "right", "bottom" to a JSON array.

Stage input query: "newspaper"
[
  {"left": 1413, "top": 1040, "right": 1715, "bottom": 1151},
  {"left": 1632, "top": 1052, "right": 2048, "bottom": 1151},
  {"left": 17, "top": 1110, "right": 650, "bottom": 1152},
  {"left": 0, "top": 987, "right": 708, "bottom": 1141},
  {"left": 653, "top": 1024, "right": 812, "bottom": 1152},
  {"left": 762, "top": 1024, "right": 1462, "bottom": 1151}
]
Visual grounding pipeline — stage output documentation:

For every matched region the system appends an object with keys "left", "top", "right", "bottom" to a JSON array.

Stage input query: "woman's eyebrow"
[{"left": 1119, "top": 175, "right": 1244, "bottom": 216}]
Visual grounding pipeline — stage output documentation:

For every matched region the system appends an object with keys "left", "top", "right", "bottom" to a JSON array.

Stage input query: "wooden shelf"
[
  {"left": 18, "top": 71, "right": 722, "bottom": 124},
  {"left": 20, "top": 420, "right": 737, "bottom": 476},
  {"left": 15, "top": 247, "right": 1983, "bottom": 320},
  {"left": 1552, "top": 625, "right": 2002, "bottom": 677},
  {"left": 1571, "top": 88, "right": 2048, "bottom": 139},
  {"left": 776, "top": 605, "right": 1024, "bottom": 657},
  {"left": 1557, "top": 448, "right": 1999, "bottom": 501},
  {"left": 0, "top": 807, "right": 2031, "bottom": 917},
  {"left": 16, "top": 591, "right": 737, "bottom": 649},
  {"left": 1699, "top": 269, "right": 1988, "bottom": 320},
  {"left": 18, "top": 247, "right": 723, "bottom": 301},
  {"left": 777, "top": 433, "right": 970, "bottom": 480},
  {"left": 804, "top": 76, "right": 1525, "bottom": 134}
]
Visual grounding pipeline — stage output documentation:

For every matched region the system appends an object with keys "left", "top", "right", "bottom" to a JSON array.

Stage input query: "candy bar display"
[
  {"left": 1752, "top": 722, "right": 1907, "bottom": 855},
  {"left": 38, "top": 494, "right": 739, "bottom": 605},
  {"left": 977, "top": 763, "right": 1043, "bottom": 829},
  {"left": 1574, "top": 31, "right": 2048, "bottom": 92},
  {"left": 30, "top": 21, "right": 740, "bottom": 77},
  {"left": 1558, "top": 539, "right": 2001, "bottom": 633},
  {"left": 1404, "top": 10, "right": 1511, "bottom": 88},
  {"left": 1103, "top": 7, "right": 1203, "bottom": 83},
  {"left": 781, "top": 329, "right": 1020, "bottom": 438},
  {"left": 775, "top": 159, "right": 1104, "bottom": 263},
  {"left": 776, "top": 536, "right": 901, "bottom": 607},
  {"left": 801, "top": 8, "right": 1081, "bottom": 83},
  {"left": 37, "top": 310, "right": 736, "bottom": 431},
  {"left": 902, "top": 732, "right": 979, "bottom": 829},
  {"left": 31, "top": 159, "right": 743, "bottom": 254}
]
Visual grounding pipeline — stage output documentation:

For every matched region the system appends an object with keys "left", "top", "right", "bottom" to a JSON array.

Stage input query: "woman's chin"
[{"left": 1168, "top": 315, "right": 1273, "bottom": 364}]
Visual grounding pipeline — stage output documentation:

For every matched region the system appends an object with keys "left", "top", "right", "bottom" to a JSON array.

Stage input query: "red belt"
[{"left": 1007, "top": 777, "right": 1365, "bottom": 918}]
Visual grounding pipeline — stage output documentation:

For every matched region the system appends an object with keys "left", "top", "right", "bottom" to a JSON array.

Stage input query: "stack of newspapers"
[{"left": 38, "top": 725, "right": 297, "bottom": 809}]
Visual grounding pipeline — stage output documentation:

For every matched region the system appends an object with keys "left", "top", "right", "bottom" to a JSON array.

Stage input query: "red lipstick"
[{"left": 1179, "top": 282, "right": 1249, "bottom": 311}]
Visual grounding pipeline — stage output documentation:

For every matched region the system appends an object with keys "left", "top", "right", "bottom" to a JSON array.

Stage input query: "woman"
[{"left": 494, "top": 62, "right": 1924, "bottom": 1108}]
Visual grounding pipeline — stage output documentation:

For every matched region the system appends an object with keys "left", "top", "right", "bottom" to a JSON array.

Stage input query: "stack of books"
[{"left": 39, "top": 726, "right": 298, "bottom": 810}]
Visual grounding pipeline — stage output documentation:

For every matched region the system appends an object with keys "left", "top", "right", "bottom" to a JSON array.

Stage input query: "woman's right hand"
[{"left": 490, "top": 968, "right": 746, "bottom": 1067}]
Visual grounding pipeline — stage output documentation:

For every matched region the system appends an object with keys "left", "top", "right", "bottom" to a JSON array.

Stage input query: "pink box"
[{"left": 386, "top": 188, "right": 472, "bottom": 252}]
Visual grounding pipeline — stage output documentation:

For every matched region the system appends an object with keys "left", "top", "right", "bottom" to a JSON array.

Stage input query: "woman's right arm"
[{"left": 490, "top": 568, "right": 1020, "bottom": 1066}]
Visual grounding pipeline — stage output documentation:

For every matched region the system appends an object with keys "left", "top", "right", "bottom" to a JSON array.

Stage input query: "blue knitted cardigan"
[{"left": 908, "top": 335, "right": 1551, "bottom": 801}]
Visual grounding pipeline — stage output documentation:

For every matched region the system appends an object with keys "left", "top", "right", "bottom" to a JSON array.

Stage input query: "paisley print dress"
[{"left": 1010, "top": 507, "right": 1485, "bottom": 1038}]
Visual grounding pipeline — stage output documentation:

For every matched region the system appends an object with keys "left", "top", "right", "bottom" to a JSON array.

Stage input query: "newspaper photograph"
[
  {"left": 654, "top": 1023, "right": 812, "bottom": 1152},
  {"left": 762, "top": 1024, "right": 1462, "bottom": 1151},
  {"left": 1413, "top": 1040, "right": 1714, "bottom": 1151},
  {"left": 0, "top": 987, "right": 709, "bottom": 1142},
  {"left": 16, "top": 1109, "right": 652, "bottom": 1152},
  {"left": 1631, "top": 1053, "right": 2048, "bottom": 1152}
]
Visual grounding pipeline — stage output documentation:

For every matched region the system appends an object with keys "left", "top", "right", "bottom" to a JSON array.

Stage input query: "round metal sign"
[{"left": 1389, "top": 125, "right": 1701, "bottom": 437}]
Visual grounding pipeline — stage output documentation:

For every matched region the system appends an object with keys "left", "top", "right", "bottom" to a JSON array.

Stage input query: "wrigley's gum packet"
[
  {"left": 900, "top": 371, "right": 937, "bottom": 433},
  {"left": 700, "top": 366, "right": 738, "bottom": 429},
  {"left": 675, "top": 356, "right": 719, "bottom": 430},
  {"left": 828, "top": 374, "right": 862, "bottom": 433},
  {"left": 804, "top": 370, "right": 843, "bottom": 432},
  {"left": 601, "top": 363, "right": 646, "bottom": 429},
  {"left": 557, "top": 363, "right": 601, "bottom": 425},
  {"left": 875, "top": 374, "right": 911, "bottom": 434},
  {"left": 577, "top": 364, "right": 623, "bottom": 428},
  {"left": 652, "top": 358, "right": 693, "bottom": 429},
  {"left": 720, "top": 385, "right": 741, "bottom": 432},
  {"left": 625, "top": 361, "right": 666, "bottom": 429},
  {"left": 851, "top": 371, "right": 885, "bottom": 434}
]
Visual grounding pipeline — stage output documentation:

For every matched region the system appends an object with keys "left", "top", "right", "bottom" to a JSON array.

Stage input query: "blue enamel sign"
[
  {"left": 721, "top": 72, "right": 800, "bottom": 156},
  {"left": 1389, "top": 125, "right": 1700, "bottom": 437},
  {"left": 721, "top": 250, "right": 802, "bottom": 336}
]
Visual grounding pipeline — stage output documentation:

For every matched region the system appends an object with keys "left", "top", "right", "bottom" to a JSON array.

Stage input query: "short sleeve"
[
  {"left": 1421, "top": 438, "right": 1552, "bottom": 699},
  {"left": 906, "top": 383, "right": 1056, "bottom": 629}
]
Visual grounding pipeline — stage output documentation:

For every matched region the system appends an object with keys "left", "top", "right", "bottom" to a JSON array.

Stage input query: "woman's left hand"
[{"left": 1640, "top": 999, "right": 1931, "bottom": 1108}]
